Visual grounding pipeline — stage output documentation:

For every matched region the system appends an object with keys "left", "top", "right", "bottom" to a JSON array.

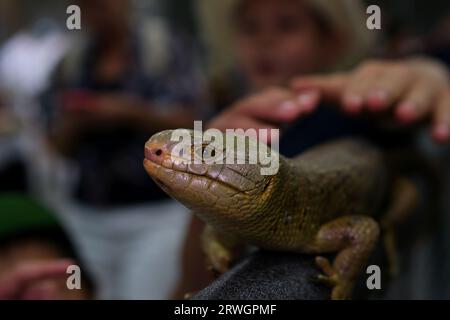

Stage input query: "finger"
[
  {"left": 208, "top": 116, "right": 279, "bottom": 144},
  {"left": 342, "top": 66, "right": 383, "bottom": 113},
  {"left": 395, "top": 80, "right": 439, "bottom": 124},
  {"left": 291, "top": 73, "right": 348, "bottom": 102},
  {"left": 232, "top": 88, "right": 320, "bottom": 124},
  {"left": 21, "top": 281, "right": 59, "bottom": 300},
  {"left": 272, "top": 90, "right": 320, "bottom": 120},
  {"left": 432, "top": 92, "right": 450, "bottom": 143},
  {"left": 207, "top": 112, "right": 277, "bottom": 131},
  {"left": 225, "top": 118, "right": 280, "bottom": 145},
  {"left": 366, "top": 66, "right": 414, "bottom": 112},
  {"left": 0, "top": 259, "right": 73, "bottom": 299},
  {"left": 294, "top": 90, "right": 321, "bottom": 114}
]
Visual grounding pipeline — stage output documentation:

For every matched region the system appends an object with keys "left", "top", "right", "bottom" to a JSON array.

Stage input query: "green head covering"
[{"left": 0, "top": 193, "right": 60, "bottom": 240}]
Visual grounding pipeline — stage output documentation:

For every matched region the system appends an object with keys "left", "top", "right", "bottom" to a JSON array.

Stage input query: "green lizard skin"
[{"left": 144, "top": 130, "right": 388, "bottom": 299}]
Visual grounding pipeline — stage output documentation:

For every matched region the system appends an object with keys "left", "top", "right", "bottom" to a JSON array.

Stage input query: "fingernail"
[
  {"left": 433, "top": 124, "right": 450, "bottom": 142},
  {"left": 344, "top": 95, "right": 363, "bottom": 112},
  {"left": 368, "top": 90, "right": 388, "bottom": 110},
  {"left": 279, "top": 100, "right": 298, "bottom": 113},
  {"left": 297, "top": 92, "right": 313, "bottom": 105},
  {"left": 396, "top": 102, "right": 416, "bottom": 123},
  {"left": 297, "top": 92, "right": 317, "bottom": 112}
]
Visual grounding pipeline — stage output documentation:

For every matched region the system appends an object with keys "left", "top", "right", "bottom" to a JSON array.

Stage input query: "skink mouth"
[
  {"left": 143, "top": 156, "right": 246, "bottom": 197},
  {"left": 143, "top": 158, "right": 174, "bottom": 192},
  {"left": 154, "top": 177, "right": 172, "bottom": 192}
]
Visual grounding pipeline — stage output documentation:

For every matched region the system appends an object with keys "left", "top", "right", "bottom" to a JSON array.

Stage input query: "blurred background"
[{"left": 0, "top": 0, "right": 449, "bottom": 300}]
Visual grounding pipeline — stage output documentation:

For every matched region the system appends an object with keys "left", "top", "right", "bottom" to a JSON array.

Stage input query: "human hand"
[
  {"left": 0, "top": 259, "right": 74, "bottom": 300},
  {"left": 61, "top": 90, "right": 141, "bottom": 122},
  {"left": 291, "top": 58, "right": 450, "bottom": 143},
  {"left": 207, "top": 87, "right": 320, "bottom": 143}
]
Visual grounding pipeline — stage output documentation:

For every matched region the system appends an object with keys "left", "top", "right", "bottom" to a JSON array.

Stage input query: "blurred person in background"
[
  {"left": 0, "top": 17, "right": 70, "bottom": 201},
  {"left": 383, "top": 10, "right": 450, "bottom": 68},
  {"left": 430, "top": 12, "right": 450, "bottom": 67},
  {"left": 0, "top": 193, "right": 93, "bottom": 300},
  {"left": 173, "top": 0, "right": 450, "bottom": 298},
  {"left": 42, "top": 0, "right": 208, "bottom": 299},
  {"left": 0, "top": 93, "right": 27, "bottom": 194}
]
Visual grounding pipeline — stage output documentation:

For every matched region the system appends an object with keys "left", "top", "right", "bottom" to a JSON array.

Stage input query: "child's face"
[
  {"left": 234, "top": 0, "right": 331, "bottom": 90},
  {"left": 78, "top": 0, "right": 131, "bottom": 35}
]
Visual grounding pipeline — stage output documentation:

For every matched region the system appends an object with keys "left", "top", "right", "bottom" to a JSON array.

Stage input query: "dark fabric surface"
[{"left": 193, "top": 251, "right": 330, "bottom": 300}]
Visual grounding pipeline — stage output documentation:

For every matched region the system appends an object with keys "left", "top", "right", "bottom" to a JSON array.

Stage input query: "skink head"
[{"left": 144, "top": 129, "right": 278, "bottom": 216}]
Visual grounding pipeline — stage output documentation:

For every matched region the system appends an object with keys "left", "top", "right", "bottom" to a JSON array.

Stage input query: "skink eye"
[
  {"left": 193, "top": 145, "right": 204, "bottom": 159},
  {"left": 204, "top": 146, "right": 215, "bottom": 158},
  {"left": 204, "top": 144, "right": 224, "bottom": 163},
  {"left": 192, "top": 143, "right": 224, "bottom": 163}
]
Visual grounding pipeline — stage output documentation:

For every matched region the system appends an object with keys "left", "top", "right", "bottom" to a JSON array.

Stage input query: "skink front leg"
[
  {"left": 201, "top": 224, "right": 242, "bottom": 275},
  {"left": 313, "top": 215, "right": 380, "bottom": 300}
]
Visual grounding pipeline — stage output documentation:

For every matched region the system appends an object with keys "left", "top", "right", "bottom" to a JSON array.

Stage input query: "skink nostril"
[{"left": 145, "top": 147, "right": 163, "bottom": 162}]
